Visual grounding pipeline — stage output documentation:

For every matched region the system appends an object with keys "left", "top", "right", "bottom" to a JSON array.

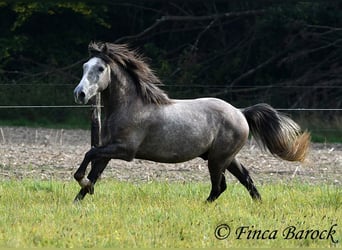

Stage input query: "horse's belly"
[
  {"left": 135, "top": 129, "right": 213, "bottom": 163},
  {"left": 135, "top": 148, "right": 207, "bottom": 163}
]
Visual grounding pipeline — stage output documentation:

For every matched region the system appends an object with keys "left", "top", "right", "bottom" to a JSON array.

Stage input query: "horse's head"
[{"left": 74, "top": 57, "right": 111, "bottom": 104}]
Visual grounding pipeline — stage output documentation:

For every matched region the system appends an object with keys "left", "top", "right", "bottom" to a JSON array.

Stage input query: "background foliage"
[{"left": 0, "top": 1, "right": 341, "bottom": 129}]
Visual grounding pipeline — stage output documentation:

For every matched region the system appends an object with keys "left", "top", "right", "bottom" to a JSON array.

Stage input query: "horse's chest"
[{"left": 101, "top": 120, "right": 132, "bottom": 144}]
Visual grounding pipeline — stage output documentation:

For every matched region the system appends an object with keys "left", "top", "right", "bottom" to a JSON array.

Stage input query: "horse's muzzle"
[{"left": 74, "top": 87, "right": 87, "bottom": 104}]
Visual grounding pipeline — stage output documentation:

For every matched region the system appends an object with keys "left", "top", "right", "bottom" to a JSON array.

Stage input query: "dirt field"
[{"left": 0, "top": 126, "right": 340, "bottom": 185}]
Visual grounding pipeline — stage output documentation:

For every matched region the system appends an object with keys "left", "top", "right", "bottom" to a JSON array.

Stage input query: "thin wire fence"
[{"left": 0, "top": 83, "right": 340, "bottom": 139}]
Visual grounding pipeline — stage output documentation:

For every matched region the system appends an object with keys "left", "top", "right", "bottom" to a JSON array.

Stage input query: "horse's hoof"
[
  {"left": 73, "top": 188, "right": 89, "bottom": 203},
  {"left": 87, "top": 184, "right": 94, "bottom": 195}
]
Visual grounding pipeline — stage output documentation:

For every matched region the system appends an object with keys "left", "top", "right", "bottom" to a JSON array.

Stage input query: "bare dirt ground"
[{"left": 0, "top": 126, "right": 341, "bottom": 185}]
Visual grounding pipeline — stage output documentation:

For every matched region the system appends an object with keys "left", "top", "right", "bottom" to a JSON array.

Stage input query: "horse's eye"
[{"left": 98, "top": 66, "right": 104, "bottom": 72}]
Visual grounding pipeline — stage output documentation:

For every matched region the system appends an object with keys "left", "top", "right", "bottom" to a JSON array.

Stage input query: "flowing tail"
[{"left": 242, "top": 103, "right": 310, "bottom": 162}]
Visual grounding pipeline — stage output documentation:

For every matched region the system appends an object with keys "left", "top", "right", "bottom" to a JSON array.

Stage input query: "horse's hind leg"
[
  {"left": 227, "top": 158, "right": 261, "bottom": 200},
  {"left": 207, "top": 160, "right": 228, "bottom": 202}
]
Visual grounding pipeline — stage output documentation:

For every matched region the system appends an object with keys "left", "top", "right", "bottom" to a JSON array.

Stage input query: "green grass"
[{"left": 0, "top": 180, "right": 340, "bottom": 248}]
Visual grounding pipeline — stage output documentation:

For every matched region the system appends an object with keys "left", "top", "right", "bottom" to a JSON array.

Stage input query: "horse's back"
[{"left": 180, "top": 97, "right": 248, "bottom": 134}]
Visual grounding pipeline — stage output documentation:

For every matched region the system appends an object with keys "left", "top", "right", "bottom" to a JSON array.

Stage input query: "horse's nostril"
[
  {"left": 78, "top": 91, "right": 86, "bottom": 103},
  {"left": 75, "top": 90, "right": 86, "bottom": 104}
]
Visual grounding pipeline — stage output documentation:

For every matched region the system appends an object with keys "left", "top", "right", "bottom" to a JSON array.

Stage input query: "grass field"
[{"left": 0, "top": 180, "right": 340, "bottom": 248}]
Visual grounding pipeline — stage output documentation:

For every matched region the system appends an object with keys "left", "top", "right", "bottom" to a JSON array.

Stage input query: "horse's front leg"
[
  {"left": 74, "top": 146, "right": 104, "bottom": 192},
  {"left": 74, "top": 148, "right": 95, "bottom": 186},
  {"left": 74, "top": 158, "right": 109, "bottom": 202},
  {"left": 74, "top": 144, "right": 135, "bottom": 200},
  {"left": 87, "top": 158, "right": 110, "bottom": 185},
  {"left": 77, "top": 158, "right": 110, "bottom": 192}
]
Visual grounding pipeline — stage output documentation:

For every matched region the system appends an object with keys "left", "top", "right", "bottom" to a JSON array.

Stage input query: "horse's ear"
[
  {"left": 103, "top": 43, "right": 109, "bottom": 54},
  {"left": 88, "top": 41, "right": 95, "bottom": 52},
  {"left": 88, "top": 41, "right": 101, "bottom": 55}
]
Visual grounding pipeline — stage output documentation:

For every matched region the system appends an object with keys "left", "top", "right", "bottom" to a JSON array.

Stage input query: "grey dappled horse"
[{"left": 73, "top": 42, "right": 310, "bottom": 202}]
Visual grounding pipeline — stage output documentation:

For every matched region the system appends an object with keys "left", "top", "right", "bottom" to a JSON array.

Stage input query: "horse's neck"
[{"left": 101, "top": 74, "right": 141, "bottom": 118}]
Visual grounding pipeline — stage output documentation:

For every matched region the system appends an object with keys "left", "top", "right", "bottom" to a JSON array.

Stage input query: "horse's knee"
[{"left": 74, "top": 171, "right": 84, "bottom": 182}]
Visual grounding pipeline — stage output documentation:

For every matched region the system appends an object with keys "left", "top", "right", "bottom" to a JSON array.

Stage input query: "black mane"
[{"left": 88, "top": 42, "right": 172, "bottom": 105}]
